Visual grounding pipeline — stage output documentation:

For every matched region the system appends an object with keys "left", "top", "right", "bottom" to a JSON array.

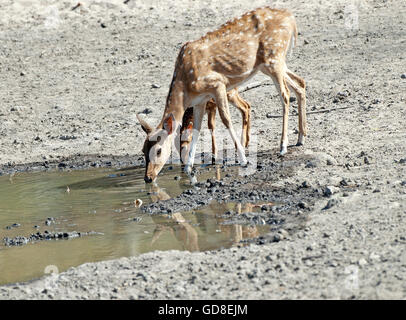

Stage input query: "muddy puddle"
[{"left": 0, "top": 165, "right": 269, "bottom": 285}]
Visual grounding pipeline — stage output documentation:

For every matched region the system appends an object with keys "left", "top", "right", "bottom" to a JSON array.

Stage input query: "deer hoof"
[
  {"left": 296, "top": 134, "right": 305, "bottom": 146},
  {"left": 184, "top": 165, "right": 192, "bottom": 174},
  {"left": 280, "top": 146, "right": 288, "bottom": 156}
]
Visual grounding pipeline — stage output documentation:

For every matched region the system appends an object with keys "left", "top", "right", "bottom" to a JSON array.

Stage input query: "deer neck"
[{"left": 157, "top": 78, "right": 186, "bottom": 130}]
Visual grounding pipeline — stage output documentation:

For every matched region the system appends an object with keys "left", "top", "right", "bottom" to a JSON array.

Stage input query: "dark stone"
[{"left": 141, "top": 108, "right": 153, "bottom": 114}]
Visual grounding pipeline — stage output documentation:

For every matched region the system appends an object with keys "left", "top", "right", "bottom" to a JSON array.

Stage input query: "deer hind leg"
[
  {"left": 262, "top": 64, "right": 291, "bottom": 155},
  {"left": 286, "top": 69, "right": 307, "bottom": 146},
  {"left": 227, "top": 89, "right": 251, "bottom": 148},
  {"left": 214, "top": 84, "right": 247, "bottom": 165},
  {"left": 206, "top": 101, "right": 217, "bottom": 163}
]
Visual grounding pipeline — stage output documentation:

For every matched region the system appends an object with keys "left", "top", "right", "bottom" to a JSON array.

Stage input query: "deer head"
[{"left": 137, "top": 113, "right": 177, "bottom": 183}]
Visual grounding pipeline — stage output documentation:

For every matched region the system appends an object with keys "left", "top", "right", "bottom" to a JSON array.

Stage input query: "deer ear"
[
  {"left": 163, "top": 113, "right": 176, "bottom": 135},
  {"left": 136, "top": 114, "right": 153, "bottom": 134}
]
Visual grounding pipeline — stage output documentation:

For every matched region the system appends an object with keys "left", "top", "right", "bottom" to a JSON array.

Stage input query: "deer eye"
[{"left": 157, "top": 148, "right": 162, "bottom": 156}]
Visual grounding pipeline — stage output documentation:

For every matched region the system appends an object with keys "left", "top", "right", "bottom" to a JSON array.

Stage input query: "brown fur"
[{"left": 179, "top": 88, "right": 251, "bottom": 163}]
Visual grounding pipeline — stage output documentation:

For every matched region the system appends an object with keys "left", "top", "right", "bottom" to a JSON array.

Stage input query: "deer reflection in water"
[{"left": 146, "top": 181, "right": 265, "bottom": 252}]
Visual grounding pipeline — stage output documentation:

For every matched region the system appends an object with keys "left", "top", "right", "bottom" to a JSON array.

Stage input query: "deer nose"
[{"left": 144, "top": 176, "right": 153, "bottom": 183}]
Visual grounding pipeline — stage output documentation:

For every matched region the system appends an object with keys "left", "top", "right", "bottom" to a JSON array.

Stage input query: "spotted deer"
[
  {"left": 138, "top": 7, "right": 306, "bottom": 183},
  {"left": 179, "top": 88, "right": 251, "bottom": 164}
]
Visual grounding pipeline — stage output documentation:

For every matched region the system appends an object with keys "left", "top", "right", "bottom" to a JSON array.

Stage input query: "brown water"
[{"left": 0, "top": 165, "right": 268, "bottom": 285}]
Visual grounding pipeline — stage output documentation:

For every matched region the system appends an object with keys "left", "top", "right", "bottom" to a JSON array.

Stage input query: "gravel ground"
[{"left": 0, "top": 0, "right": 405, "bottom": 299}]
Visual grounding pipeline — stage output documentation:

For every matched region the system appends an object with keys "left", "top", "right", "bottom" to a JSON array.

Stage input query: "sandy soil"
[{"left": 0, "top": 0, "right": 405, "bottom": 299}]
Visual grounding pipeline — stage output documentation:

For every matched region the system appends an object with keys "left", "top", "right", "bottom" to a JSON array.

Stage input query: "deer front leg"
[
  {"left": 184, "top": 104, "right": 205, "bottom": 174},
  {"left": 207, "top": 103, "right": 217, "bottom": 163},
  {"left": 278, "top": 76, "right": 291, "bottom": 156},
  {"left": 214, "top": 84, "right": 247, "bottom": 165}
]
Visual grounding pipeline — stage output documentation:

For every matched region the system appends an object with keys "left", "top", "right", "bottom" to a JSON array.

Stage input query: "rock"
[
  {"left": 272, "top": 234, "right": 283, "bottom": 242},
  {"left": 401, "top": 74, "right": 406, "bottom": 79},
  {"left": 305, "top": 161, "right": 318, "bottom": 168},
  {"left": 324, "top": 186, "right": 340, "bottom": 197},
  {"left": 45, "top": 217, "right": 55, "bottom": 226},
  {"left": 358, "top": 258, "right": 368, "bottom": 267},
  {"left": 305, "top": 151, "right": 337, "bottom": 167},
  {"left": 323, "top": 199, "right": 339, "bottom": 210},
  {"left": 100, "top": 23, "right": 107, "bottom": 28},
  {"left": 369, "top": 252, "right": 380, "bottom": 262},
  {"left": 298, "top": 201, "right": 307, "bottom": 209},
  {"left": 278, "top": 229, "right": 289, "bottom": 238},
  {"left": 151, "top": 83, "right": 160, "bottom": 88},
  {"left": 304, "top": 39, "right": 310, "bottom": 44}
]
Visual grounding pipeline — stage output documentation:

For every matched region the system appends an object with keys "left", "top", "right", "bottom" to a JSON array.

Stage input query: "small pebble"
[
  {"left": 141, "top": 108, "right": 152, "bottom": 114},
  {"left": 358, "top": 258, "right": 368, "bottom": 267},
  {"left": 323, "top": 199, "right": 338, "bottom": 210},
  {"left": 298, "top": 201, "right": 307, "bottom": 209},
  {"left": 324, "top": 186, "right": 340, "bottom": 197}
]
